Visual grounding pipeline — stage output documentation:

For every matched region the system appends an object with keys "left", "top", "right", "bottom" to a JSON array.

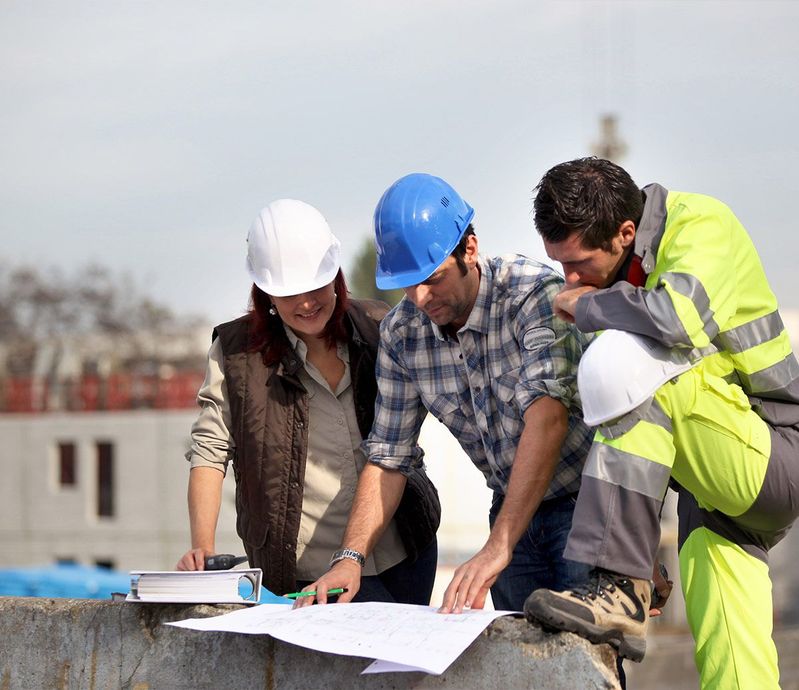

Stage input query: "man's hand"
[
  {"left": 176, "top": 548, "right": 212, "bottom": 571},
  {"left": 438, "top": 542, "right": 512, "bottom": 614},
  {"left": 553, "top": 285, "right": 597, "bottom": 322},
  {"left": 649, "top": 561, "right": 674, "bottom": 617},
  {"left": 293, "top": 560, "right": 362, "bottom": 608}
]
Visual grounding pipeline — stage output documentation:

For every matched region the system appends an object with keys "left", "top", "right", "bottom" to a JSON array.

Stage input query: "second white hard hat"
[
  {"left": 246, "top": 199, "right": 341, "bottom": 296},
  {"left": 578, "top": 329, "right": 697, "bottom": 427}
]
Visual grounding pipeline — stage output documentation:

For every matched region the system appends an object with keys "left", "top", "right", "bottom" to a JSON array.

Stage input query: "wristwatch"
[{"left": 329, "top": 548, "right": 365, "bottom": 568}]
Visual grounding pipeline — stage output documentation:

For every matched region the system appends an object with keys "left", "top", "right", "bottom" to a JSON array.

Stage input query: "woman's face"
[{"left": 270, "top": 282, "right": 336, "bottom": 341}]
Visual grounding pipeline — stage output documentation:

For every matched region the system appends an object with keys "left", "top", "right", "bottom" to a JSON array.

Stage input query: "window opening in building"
[
  {"left": 58, "top": 442, "right": 77, "bottom": 486},
  {"left": 97, "top": 441, "right": 115, "bottom": 517},
  {"left": 95, "top": 559, "right": 115, "bottom": 570}
]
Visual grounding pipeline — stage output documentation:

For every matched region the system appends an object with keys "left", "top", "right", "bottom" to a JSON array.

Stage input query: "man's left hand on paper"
[
  {"left": 292, "top": 560, "right": 361, "bottom": 608},
  {"left": 438, "top": 541, "right": 511, "bottom": 614}
]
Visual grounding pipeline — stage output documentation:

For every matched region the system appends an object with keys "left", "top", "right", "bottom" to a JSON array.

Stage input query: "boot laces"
[{"left": 569, "top": 571, "right": 626, "bottom": 603}]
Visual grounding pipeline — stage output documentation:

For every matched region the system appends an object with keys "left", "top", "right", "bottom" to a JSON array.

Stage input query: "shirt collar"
[
  {"left": 283, "top": 323, "right": 348, "bottom": 364},
  {"left": 283, "top": 324, "right": 308, "bottom": 363}
]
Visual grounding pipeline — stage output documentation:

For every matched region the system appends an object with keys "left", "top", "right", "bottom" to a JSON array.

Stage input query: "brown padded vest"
[{"left": 213, "top": 298, "right": 440, "bottom": 594}]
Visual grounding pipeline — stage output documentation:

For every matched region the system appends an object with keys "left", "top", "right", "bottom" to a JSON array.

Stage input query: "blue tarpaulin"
[
  {"left": 0, "top": 564, "right": 291, "bottom": 603},
  {"left": 0, "top": 563, "right": 130, "bottom": 599}
]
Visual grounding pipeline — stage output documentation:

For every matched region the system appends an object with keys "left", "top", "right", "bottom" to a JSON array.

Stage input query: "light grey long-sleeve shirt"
[{"left": 187, "top": 332, "right": 406, "bottom": 580}]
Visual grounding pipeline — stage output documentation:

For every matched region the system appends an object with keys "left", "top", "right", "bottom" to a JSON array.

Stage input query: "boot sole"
[{"left": 525, "top": 601, "right": 646, "bottom": 662}]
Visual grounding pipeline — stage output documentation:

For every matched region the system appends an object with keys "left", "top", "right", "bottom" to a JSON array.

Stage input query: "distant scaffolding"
[
  {"left": 0, "top": 327, "right": 208, "bottom": 413},
  {"left": 1, "top": 371, "right": 205, "bottom": 413}
]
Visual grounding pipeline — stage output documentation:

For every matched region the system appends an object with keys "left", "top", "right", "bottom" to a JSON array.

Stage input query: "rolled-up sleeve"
[
  {"left": 362, "top": 323, "right": 427, "bottom": 474},
  {"left": 512, "top": 275, "right": 590, "bottom": 414},
  {"left": 185, "top": 338, "right": 235, "bottom": 474}
]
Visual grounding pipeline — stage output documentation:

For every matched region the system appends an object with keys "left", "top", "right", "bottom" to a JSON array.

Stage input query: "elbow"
[{"left": 527, "top": 396, "right": 569, "bottom": 435}]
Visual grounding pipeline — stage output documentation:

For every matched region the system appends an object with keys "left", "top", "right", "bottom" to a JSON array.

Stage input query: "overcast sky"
[{"left": 2, "top": 1, "right": 797, "bottom": 326}]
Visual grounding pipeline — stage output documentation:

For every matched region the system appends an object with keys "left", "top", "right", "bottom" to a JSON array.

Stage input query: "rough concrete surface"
[{"left": 0, "top": 597, "right": 620, "bottom": 689}]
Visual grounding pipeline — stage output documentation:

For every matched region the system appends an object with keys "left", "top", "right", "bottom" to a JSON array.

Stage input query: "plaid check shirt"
[{"left": 364, "top": 254, "right": 593, "bottom": 497}]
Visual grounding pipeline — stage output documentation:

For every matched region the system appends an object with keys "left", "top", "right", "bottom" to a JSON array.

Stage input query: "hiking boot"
[{"left": 524, "top": 569, "right": 650, "bottom": 662}]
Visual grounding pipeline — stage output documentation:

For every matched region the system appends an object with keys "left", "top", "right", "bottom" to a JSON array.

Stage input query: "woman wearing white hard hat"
[{"left": 176, "top": 199, "right": 439, "bottom": 602}]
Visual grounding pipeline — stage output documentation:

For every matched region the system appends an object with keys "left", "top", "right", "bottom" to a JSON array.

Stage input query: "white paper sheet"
[
  {"left": 361, "top": 658, "right": 424, "bottom": 674},
  {"left": 167, "top": 602, "right": 517, "bottom": 675}
]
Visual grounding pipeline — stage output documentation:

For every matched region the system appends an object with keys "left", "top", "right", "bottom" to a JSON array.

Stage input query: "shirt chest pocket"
[
  {"left": 426, "top": 392, "right": 482, "bottom": 444},
  {"left": 493, "top": 369, "right": 524, "bottom": 437}
]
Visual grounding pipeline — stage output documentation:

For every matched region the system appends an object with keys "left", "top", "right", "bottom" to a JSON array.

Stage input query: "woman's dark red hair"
[{"left": 247, "top": 270, "right": 350, "bottom": 367}]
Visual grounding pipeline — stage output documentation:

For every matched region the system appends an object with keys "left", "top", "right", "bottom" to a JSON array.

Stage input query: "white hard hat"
[
  {"left": 246, "top": 199, "right": 342, "bottom": 296},
  {"left": 578, "top": 330, "right": 697, "bottom": 427}
]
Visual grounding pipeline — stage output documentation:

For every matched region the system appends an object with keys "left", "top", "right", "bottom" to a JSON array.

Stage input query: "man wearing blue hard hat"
[{"left": 300, "top": 173, "right": 594, "bottom": 613}]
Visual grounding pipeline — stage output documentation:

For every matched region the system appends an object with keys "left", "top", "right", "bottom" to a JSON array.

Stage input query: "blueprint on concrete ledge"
[{"left": 166, "top": 602, "right": 517, "bottom": 675}]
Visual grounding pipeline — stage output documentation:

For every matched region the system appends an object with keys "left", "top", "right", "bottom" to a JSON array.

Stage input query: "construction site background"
[{"left": 3, "top": 286, "right": 799, "bottom": 687}]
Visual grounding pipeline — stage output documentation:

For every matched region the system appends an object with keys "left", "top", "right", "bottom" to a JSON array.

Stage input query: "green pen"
[{"left": 283, "top": 587, "right": 348, "bottom": 599}]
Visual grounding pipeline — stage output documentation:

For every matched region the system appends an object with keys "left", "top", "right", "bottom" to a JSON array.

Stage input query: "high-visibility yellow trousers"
[{"left": 565, "top": 363, "right": 799, "bottom": 689}]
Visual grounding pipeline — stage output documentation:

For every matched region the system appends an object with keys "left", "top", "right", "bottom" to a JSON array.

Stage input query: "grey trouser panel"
[{"left": 678, "top": 423, "right": 799, "bottom": 562}]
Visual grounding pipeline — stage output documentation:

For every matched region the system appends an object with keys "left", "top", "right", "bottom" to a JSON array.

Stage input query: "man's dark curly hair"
[
  {"left": 450, "top": 223, "right": 476, "bottom": 276},
  {"left": 533, "top": 157, "right": 643, "bottom": 250}
]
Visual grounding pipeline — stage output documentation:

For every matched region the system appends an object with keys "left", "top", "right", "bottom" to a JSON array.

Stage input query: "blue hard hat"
[{"left": 374, "top": 173, "right": 474, "bottom": 289}]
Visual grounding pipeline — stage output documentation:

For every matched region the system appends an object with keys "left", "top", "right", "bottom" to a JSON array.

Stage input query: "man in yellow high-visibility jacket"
[{"left": 524, "top": 157, "right": 799, "bottom": 689}]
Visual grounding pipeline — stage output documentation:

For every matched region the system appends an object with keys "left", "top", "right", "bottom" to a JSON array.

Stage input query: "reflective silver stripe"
[
  {"left": 600, "top": 396, "right": 672, "bottom": 439},
  {"left": 688, "top": 343, "right": 720, "bottom": 361},
  {"left": 644, "top": 289, "right": 692, "bottom": 347},
  {"left": 660, "top": 271, "right": 719, "bottom": 342},
  {"left": 647, "top": 397, "right": 673, "bottom": 433},
  {"left": 584, "top": 443, "right": 672, "bottom": 500},
  {"left": 714, "top": 311, "right": 785, "bottom": 354},
  {"left": 739, "top": 354, "right": 799, "bottom": 396}
]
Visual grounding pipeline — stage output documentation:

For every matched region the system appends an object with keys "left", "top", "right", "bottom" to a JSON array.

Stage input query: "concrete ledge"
[{"left": 0, "top": 597, "right": 621, "bottom": 689}]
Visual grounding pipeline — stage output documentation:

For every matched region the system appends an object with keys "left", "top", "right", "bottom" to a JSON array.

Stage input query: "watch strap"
[{"left": 329, "top": 548, "right": 365, "bottom": 568}]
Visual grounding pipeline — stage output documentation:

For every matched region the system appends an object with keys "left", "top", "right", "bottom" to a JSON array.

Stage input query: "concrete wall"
[{"left": 0, "top": 597, "right": 621, "bottom": 690}]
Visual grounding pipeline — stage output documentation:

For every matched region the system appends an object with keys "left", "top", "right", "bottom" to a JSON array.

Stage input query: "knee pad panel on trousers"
[{"left": 743, "top": 423, "right": 799, "bottom": 535}]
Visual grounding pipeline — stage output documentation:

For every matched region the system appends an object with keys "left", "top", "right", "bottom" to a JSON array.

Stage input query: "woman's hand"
[{"left": 175, "top": 548, "right": 213, "bottom": 571}]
